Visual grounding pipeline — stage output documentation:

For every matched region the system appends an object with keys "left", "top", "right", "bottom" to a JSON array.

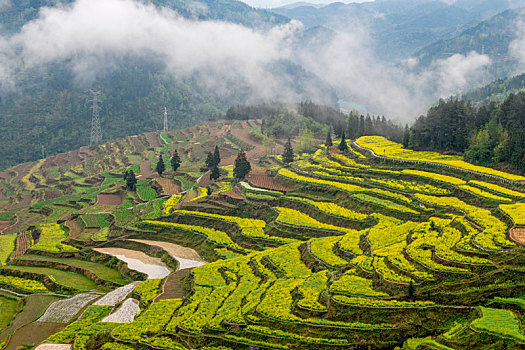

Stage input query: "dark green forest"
[
  {"left": 226, "top": 101, "right": 404, "bottom": 142},
  {"left": 408, "top": 92, "right": 525, "bottom": 173},
  {"left": 0, "top": 59, "right": 224, "bottom": 170}
]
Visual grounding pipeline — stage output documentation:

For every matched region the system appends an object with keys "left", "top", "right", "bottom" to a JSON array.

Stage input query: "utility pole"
[
  {"left": 89, "top": 90, "right": 102, "bottom": 146},
  {"left": 163, "top": 107, "right": 168, "bottom": 132}
]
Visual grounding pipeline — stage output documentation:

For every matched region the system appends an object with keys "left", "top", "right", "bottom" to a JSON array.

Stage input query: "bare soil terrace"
[{"left": 510, "top": 227, "right": 525, "bottom": 245}]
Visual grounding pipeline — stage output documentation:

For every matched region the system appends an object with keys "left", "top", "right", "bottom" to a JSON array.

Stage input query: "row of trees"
[
  {"left": 124, "top": 145, "right": 252, "bottom": 193},
  {"left": 155, "top": 151, "right": 182, "bottom": 177}
]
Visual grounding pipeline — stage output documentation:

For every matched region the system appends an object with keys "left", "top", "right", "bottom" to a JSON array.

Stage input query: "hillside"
[
  {"left": 0, "top": 1, "right": 338, "bottom": 171},
  {"left": 414, "top": 8, "right": 523, "bottom": 78},
  {"left": 0, "top": 0, "right": 289, "bottom": 34},
  {"left": 272, "top": 0, "right": 525, "bottom": 60},
  {"left": 459, "top": 72, "right": 525, "bottom": 104},
  {"left": 0, "top": 122, "right": 525, "bottom": 349}
]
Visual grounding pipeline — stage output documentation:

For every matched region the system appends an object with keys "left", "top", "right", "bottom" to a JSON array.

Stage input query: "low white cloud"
[
  {"left": 5, "top": 0, "right": 307, "bottom": 101},
  {"left": 0, "top": 0, "right": 10, "bottom": 10},
  {"left": 296, "top": 27, "right": 491, "bottom": 122},
  {"left": 0, "top": 0, "right": 494, "bottom": 122},
  {"left": 509, "top": 13, "right": 525, "bottom": 72}
]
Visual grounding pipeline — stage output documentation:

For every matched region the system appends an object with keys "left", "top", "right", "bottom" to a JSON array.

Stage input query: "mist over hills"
[
  {"left": 0, "top": 0, "right": 336, "bottom": 170},
  {"left": 415, "top": 8, "right": 523, "bottom": 79},
  {"left": 1, "top": 0, "right": 525, "bottom": 170},
  {"left": 273, "top": 0, "right": 525, "bottom": 60}
]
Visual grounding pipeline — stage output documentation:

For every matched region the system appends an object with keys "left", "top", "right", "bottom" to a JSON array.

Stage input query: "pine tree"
[
  {"left": 125, "top": 169, "right": 137, "bottom": 191},
  {"left": 403, "top": 125, "right": 410, "bottom": 147},
  {"left": 282, "top": 137, "right": 294, "bottom": 164},
  {"left": 156, "top": 156, "right": 166, "bottom": 176},
  {"left": 233, "top": 150, "right": 251, "bottom": 180},
  {"left": 358, "top": 115, "right": 365, "bottom": 137},
  {"left": 408, "top": 281, "right": 416, "bottom": 301},
  {"left": 326, "top": 131, "right": 333, "bottom": 148},
  {"left": 210, "top": 164, "right": 220, "bottom": 181},
  {"left": 338, "top": 131, "right": 349, "bottom": 152},
  {"left": 213, "top": 145, "right": 221, "bottom": 167},
  {"left": 205, "top": 152, "right": 215, "bottom": 170},
  {"left": 170, "top": 150, "right": 181, "bottom": 172}
]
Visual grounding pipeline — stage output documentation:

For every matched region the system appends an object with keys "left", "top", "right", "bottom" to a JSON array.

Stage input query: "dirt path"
[
  {"left": 139, "top": 156, "right": 153, "bottom": 177},
  {"left": 0, "top": 221, "right": 11, "bottom": 232},
  {"left": 93, "top": 248, "right": 171, "bottom": 279}
]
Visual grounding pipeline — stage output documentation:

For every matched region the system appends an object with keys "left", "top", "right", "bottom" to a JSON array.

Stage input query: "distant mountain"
[
  {"left": 276, "top": 2, "right": 326, "bottom": 10},
  {"left": 153, "top": 0, "right": 290, "bottom": 28},
  {"left": 0, "top": 0, "right": 289, "bottom": 35},
  {"left": 415, "top": 8, "right": 523, "bottom": 79},
  {"left": 272, "top": 0, "right": 525, "bottom": 60}
]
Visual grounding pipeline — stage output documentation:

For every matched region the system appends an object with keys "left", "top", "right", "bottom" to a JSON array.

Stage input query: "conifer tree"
[
  {"left": 282, "top": 137, "right": 294, "bottom": 164},
  {"left": 338, "top": 131, "right": 349, "bottom": 152},
  {"left": 205, "top": 152, "right": 215, "bottom": 170},
  {"left": 326, "top": 131, "right": 333, "bottom": 148},
  {"left": 403, "top": 125, "right": 410, "bottom": 148},
  {"left": 125, "top": 169, "right": 137, "bottom": 191},
  {"left": 156, "top": 156, "right": 166, "bottom": 176},
  {"left": 170, "top": 150, "right": 181, "bottom": 172},
  {"left": 233, "top": 150, "right": 251, "bottom": 180},
  {"left": 210, "top": 164, "right": 220, "bottom": 181},
  {"left": 408, "top": 281, "right": 416, "bottom": 301},
  {"left": 213, "top": 145, "right": 221, "bottom": 167}
]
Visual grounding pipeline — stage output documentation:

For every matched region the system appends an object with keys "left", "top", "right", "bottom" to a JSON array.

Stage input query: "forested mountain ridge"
[
  {"left": 414, "top": 8, "right": 523, "bottom": 78},
  {"left": 0, "top": 0, "right": 289, "bottom": 34},
  {"left": 460, "top": 72, "right": 525, "bottom": 105}
]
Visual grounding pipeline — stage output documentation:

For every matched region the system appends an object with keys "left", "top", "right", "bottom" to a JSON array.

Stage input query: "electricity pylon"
[{"left": 89, "top": 90, "right": 102, "bottom": 146}]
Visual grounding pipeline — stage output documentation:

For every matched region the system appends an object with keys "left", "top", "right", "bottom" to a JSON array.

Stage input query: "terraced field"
[{"left": 0, "top": 123, "right": 525, "bottom": 349}]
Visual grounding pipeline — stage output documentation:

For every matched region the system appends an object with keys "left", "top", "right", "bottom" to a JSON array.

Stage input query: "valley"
[{"left": 1, "top": 1, "right": 525, "bottom": 349}]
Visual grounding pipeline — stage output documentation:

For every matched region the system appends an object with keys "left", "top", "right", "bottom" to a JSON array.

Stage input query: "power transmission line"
[{"left": 89, "top": 90, "right": 102, "bottom": 146}]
